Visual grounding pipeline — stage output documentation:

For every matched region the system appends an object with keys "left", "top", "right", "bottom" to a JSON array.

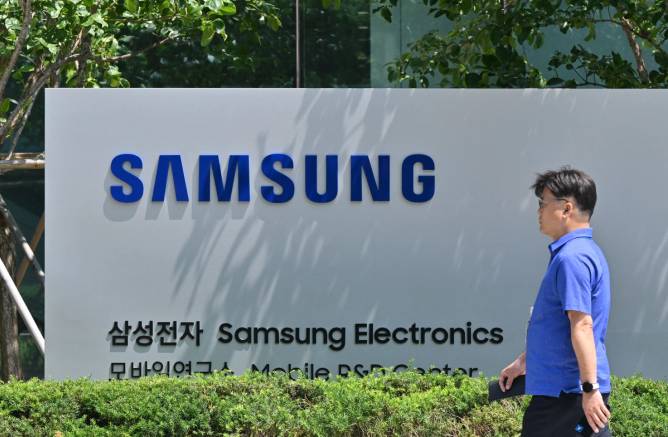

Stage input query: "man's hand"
[
  {"left": 499, "top": 352, "right": 526, "bottom": 392},
  {"left": 582, "top": 390, "right": 611, "bottom": 433}
]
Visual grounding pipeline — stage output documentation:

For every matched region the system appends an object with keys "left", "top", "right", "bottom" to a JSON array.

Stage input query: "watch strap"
[{"left": 581, "top": 381, "right": 600, "bottom": 392}]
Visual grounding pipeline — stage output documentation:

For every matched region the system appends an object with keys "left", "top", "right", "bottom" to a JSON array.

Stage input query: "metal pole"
[
  {"left": 16, "top": 212, "right": 44, "bottom": 288},
  {"left": 0, "top": 194, "right": 44, "bottom": 287},
  {"left": 0, "top": 157, "right": 44, "bottom": 172},
  {"left": 295, "top": 0, "right": 301, "bottom": 88},
  {"left": 0, "top": 256, "right": 44, "bottom": 355}
]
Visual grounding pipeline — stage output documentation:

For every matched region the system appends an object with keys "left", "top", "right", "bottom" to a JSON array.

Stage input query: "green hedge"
[{"left": 0, "top": 371, "right": 666, "bottom": 436}]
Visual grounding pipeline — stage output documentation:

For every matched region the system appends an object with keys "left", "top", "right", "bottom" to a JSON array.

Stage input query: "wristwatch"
[{"left": 581, "top": 381, "right": 600, "bottom": 393}]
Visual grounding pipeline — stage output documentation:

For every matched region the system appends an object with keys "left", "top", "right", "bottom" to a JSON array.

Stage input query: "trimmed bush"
[{"left": 0, "top": 371, "right": 666, "bottom": 436}]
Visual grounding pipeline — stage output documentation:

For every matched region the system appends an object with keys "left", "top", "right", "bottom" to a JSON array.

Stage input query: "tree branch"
[
  {"left": 105, "top": 35, "right": 176, "bottom": 62},
  {"left": 0, "top": 0, "right": 33, "bottom": 104},
  {"left": 576, "top": 81, "right": 607, "bottom": 88},
  {"left": 572, "top": 65, "right": 587, "bottom": 83},
  {"left": 0, "top": 51, "right": 82, "bottom": 143},
  {"left": 592, "top": 18, "right": 668, "bottom": 56},
  {"left": 75, "top": 34, "right": 92, "bottom": 87},
  {"left": 5, "top": 97, "right": 33, "bottom": 160},
  {"left": 0, "top": 31, "right": 174, "bottom": 145},
  {"left": 620, "top": 18, "right": 649, "bottom": 83}
]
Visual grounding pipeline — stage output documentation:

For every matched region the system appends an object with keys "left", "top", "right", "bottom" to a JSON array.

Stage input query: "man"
[{"left": 499, "top": 167, "right": 612, "bottom": 436}]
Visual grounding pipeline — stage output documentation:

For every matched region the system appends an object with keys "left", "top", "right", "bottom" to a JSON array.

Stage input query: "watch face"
[{"left": 582, "top": 382, "right": 593, "bottom": 392}]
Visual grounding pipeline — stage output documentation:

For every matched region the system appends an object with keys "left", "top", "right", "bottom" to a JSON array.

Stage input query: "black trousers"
[{"left": 521, "top": 392, "right": 611, "bottom": 437}]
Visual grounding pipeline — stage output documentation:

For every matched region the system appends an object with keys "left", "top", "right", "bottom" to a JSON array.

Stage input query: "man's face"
[{"left": 537, "top": 188, "right": 567, "bottom": 238}]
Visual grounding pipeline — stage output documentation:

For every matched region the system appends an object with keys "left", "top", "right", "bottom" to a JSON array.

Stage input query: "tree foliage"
[
  {"left": 374, "top": 0, "right": 668, "bottom": 88},
  {"left": 0, "top": 0, "right": 282, "bottom": 152},
  {"left": 118, "top": 0, "right": 370, "bottom": 88}
]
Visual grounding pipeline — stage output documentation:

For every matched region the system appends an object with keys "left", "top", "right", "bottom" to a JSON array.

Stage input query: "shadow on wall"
[{"left": 99, "top": 90, "right": 668, "bottom": 378}]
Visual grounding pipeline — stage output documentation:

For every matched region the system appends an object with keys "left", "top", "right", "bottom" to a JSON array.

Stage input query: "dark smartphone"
[{"left": 488, "top": 375, "right": 526, "bottom": 402}]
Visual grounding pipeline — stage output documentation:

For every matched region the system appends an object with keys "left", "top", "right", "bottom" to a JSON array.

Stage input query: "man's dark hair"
[{"left": 531, "top": 166, "right": 597, "bottom": 219}]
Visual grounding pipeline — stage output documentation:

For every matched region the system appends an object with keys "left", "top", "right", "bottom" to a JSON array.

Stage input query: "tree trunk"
[
  {"left": 621, "top": 18, "right": 649, "bottom": 83},
  {"left": 0, "top": 211, "right": 21, "bottom": 381}
]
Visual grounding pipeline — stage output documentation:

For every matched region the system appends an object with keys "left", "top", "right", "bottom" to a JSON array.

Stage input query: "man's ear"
[{"left": 563, "top": 201, "right": 574, "bottom": 217}]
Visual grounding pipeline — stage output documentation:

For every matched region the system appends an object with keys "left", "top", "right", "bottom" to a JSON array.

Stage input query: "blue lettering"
[
  {"left": 402, "top": 154, "right": 435, "bottom": 202},
  {"left": 351, "top": 155, "right": 390, "bottom": 201},
  {"left": 110, "top": 153, "right": 436, "bottom": 204},
  {"left": 305, "top": 155, "right": 338, "bottom": 203},
  {"left": 198, "top": 155, "right": 250, "bottom": 202},
  {"left": 261, "top": 154, "right": 294, "bottom": 203},
  {"left": 152, "top": 155, "right": 189, "bottom": 201},
  {"left": 110, "top": 153, "right": 144, "bottom": 203}
]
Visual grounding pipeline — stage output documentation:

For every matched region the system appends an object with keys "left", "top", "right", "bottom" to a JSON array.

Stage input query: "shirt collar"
[{"left": 548, "top": 228, "right": 593, "bottom": 255}]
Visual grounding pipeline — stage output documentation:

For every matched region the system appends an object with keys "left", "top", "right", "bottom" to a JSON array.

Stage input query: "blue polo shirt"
[{"left": 526, "top": 228, "right": 611, "bottom": 397}]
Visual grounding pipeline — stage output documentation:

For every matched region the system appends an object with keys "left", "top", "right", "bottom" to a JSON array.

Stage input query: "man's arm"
[{"left": 568, "top": 310, "right": 610, "bottom": 433}]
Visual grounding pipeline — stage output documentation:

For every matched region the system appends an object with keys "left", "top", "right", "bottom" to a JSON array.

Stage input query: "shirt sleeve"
[{"left": 555, "top": 254, "right": 594, "bottom": 315}]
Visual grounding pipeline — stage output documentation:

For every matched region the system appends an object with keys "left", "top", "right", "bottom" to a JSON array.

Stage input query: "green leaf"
[
  {"left": 75, "top": 4, "right": 89, "bottom": 17},
  {"left": 584, "top": 23, "right": 596, "bottom": 41},
  {"left": 93, "top": 13, "right": 107, "bottom": 27},
  {"left": 464, "top": 72, "right": 481, "bottom": 87},
  {"left": 11, "top": 64, "right": 34, "bottom": 81},
  {"left": 380, "top": 7, "right": 392, "bottom": 23},
  {"left": 654, "top": 51, "right": 668, "bottom": 68},
  {"left": 107, "top": 65, "right": 121, "bottom": 77},
  {"left": 546, "top": 77, "right": 564, "bottom": 86},
  {"left": 159, "top": 0, "right": 172, "bottom": 13},
  {"left": 532, "top": 32, "right": 543, "bottom": 49},
  {"left": 218, "top": 2, "right": 236, "bottom": 15},
  {"left": 387, "top": 67, "right": 397, "bottom": 82},
  {"left": 447, "top": 44, "right": 460, "bottom": 57},
  {"left": 48, "top": 1, "right": 64, "bottom": 18},
  {"left": 105, "top": 65, "right": 125, "bottom": 88},
  {"left": 79, "top": 10, "right": 107, "bottom": 26},
  {"left": 65, "top": 67, "right": 78, "bottom": 83},
  {"left": 548, "top": 57, "right": 562, "bottom": 68},
  {"left": 0, "top": 99, "right": 10, "bottom": 117},
  {"left": 322, "top": 0, "right": 341, "bottom": 8},
  {"left": 482, "top": 54, "right": 498, "bottom": 68},
  {"left": 495, "top": 46, "right": 511, "bottom": 62},
  {"left": 200, "top": 20, "right": 215, "bottom": 47},
  {"left": 36, "top": 37, "right": 58, "bottom": 55},
  {"left": 516, "top": 26, "right": 529, "bottom": 44},
  {"left": 124, "top": 0, "right": 138, "bottom": 13},
  {"left": 4, "top": 18, "right": 21, "bottom": 32},
  {"left": 205, "top": 0, "right": 235, "bottom": 14},
  {"left": 213, "top": 18, "right": 228, "bottom": 39},
  {"left": 266, "top": 15, "right": 281, "bottom": 31}
]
